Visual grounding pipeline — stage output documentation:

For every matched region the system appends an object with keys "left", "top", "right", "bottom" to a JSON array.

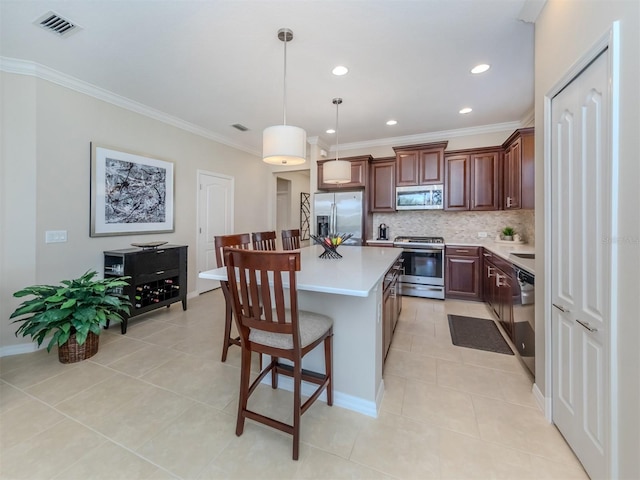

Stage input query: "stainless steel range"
[{"left": 393, "top": 236, "right": 445, "bottom": 299}]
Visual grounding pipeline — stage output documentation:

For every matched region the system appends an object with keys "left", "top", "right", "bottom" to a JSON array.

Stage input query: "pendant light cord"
[
  {"left": 333, "top": 98, "right": 342, "bottom": 162},
  {"left": 282, "top": 33, "right": 287, "bottom": 126}
]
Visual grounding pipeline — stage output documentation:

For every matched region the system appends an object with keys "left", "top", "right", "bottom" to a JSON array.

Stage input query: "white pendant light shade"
[
  {"left": 322, "top": 97, "right": 352, "bottom": 184},
  {"left": 263, "top": 125, "right": 307, "bottom": 165},
  {"left": 263, "top": 28, "right": 307, "bottom": 166},
  {"left": 323, "top": 159, "right": 352, "bottom": 184}
]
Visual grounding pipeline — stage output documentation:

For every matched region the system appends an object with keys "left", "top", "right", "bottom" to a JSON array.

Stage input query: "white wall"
[
  {"left": 1, "top": 72, "right": 272, "bottom": 352},
  {"left": 534, "top": 1, "right": 640, "bottom": 477}
]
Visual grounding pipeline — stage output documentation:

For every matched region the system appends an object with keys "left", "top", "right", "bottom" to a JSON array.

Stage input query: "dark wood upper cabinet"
[
  {"left": 470, "top": 150, "right": 501, "bottom": 210},
  {"left": 444, "top": 154, "right": 470, "bottom": 210},
  {"left": 445, "top": 147, "right": 502, "bottom": 211},
  {"left": 393, "top": 142, "right": 447, "bottom": 186},
  {"left": 502, "top": 127, "right": 534, "bottom": 210},
  {"left": 369, "top": 157, "right": 396, "bottom": 212},
  {"left": 317, "top": 155, "right": 371, "bottom": 190}
]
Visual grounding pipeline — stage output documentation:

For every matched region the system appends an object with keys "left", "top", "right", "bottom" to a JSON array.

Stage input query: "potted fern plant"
[
  {"left": 10, "top": 270, "right": 131, "bottom": 363},
  {"left": 501, "top": 226, "right": 515, "bottom": 241}
]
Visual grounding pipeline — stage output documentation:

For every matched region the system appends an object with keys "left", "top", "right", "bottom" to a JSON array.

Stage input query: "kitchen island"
[{"left": 199, "top": 245, "right": 401, "bottom": 417}]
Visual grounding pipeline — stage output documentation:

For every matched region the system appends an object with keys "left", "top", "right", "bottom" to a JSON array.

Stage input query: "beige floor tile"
[
  {"left": 438, "top": 428, "right": 528, "bottom": 479},
  {"left": 107, "top": 343, "right": 185, "bottom": 378},
  {"left": 140, "top": 354, "right": 240, "bottom": 409},
  {"left": 411, "top": 333, "right": 464, "bottom": 363},
  {"left": 0, "top": 380, "right": 30, "bottom": 414},
  {"left": 436, "top": 359, "right": 504, "bottom": 399},
  {"left": 53, "top": 440, "right": 165, "bottom": 480},
  {"left": 89, "top": 334, "right": 150, "bottom": 366},
  {"left": 56, "top": 373, "right": 152, "bottom": 425},
  {"left": 0, "top": 293, "right": 586, "bottom": 480},
  {"left": 350, "top": 410, "right": 441, "bottom": 479},
  {"left": 208, "top": 422, "right": 302, "bottom": 479},
  {"left": 0, "top": 418, "right": 106, "bottom": 479},
  {"left": 85, "top": 386, "right": 196, "bottom": 450},
  {"left": 0, "top": 397, "right": 65, "bottom": 449},
  {"left": 528, "top": 453, "right": 589, "bottom": 479},
  {"left": 402, "top": 379, "right": 480, "bottom": 437},
  {"left": 497, "top": 369, "right": 538, "bottom": 408},
  {"left": 136, "top": 402, "right": 236, "bottom": 479},
  {"left": 294, "top": 446, "right": 393, "bottom": 479},
  {"left": 0, "top": 350, "right": 78, "bottom": 389},
  {"left": 299, "top": 401, "right": 369, "bottom": 459},
  {"left": 383, "top": 349, "right": 437, "bottom": 383},
  {"left": 380, "top": 373, "right": 405, "bottom": 415},
  {"left": 460, "top": 346, "right": 527, "bottom": 374},
  {"left": 388, "top": 330, "right": 411, "bottom": 351},
  {"left": 25, "top": 361, "right": 115, "bottom": 405},
  {"left": 472, "top": 394, "right": 581, "bottom": 465}
]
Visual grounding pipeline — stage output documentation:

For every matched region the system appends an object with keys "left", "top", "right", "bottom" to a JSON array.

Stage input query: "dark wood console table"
[{"left": 104, "top": 245, "right": 187, "bottom": 333}]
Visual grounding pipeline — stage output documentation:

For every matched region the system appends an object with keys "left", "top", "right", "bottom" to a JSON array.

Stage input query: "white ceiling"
[{"left": 0, "top": 0, "right": 536, "bottom": 156}]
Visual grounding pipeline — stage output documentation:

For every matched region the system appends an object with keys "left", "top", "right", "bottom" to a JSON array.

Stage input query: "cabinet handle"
[
  {"left": 506, "top": 197, "right": 512, "bottom": 208},
  {"left": 156, "top": 270, "right": 165, "bottom": 275},
  {"left": 576, "top": 319, "right": 597, "bottom": 332},
  {"left": 483, "top": 253, "right": 491, "bottom": 257},
  {"left": 156, "top": 250, "right": 165, "bottom": 254},
  {"left": 455, "top": 249, "right": 470, "bottom": 253},
  {"left": 552, "top": 303, "right": 570, "bottom": 313},
  {"left": 495, "top": 273, "right": 507, "bottom": 287},
  {"left": 487, "top": 266, "right": 495, "bottom": 277}
]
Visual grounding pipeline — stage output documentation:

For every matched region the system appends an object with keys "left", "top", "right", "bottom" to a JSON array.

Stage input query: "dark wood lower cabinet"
[
  {"left": 445, "top": 246, "right": 482, "bottom": 300},
  {"left": 383, "top": 257, "right": 403, "bottom": 364},
  {"left": 482, "top": 250, "right": 516, "bottom": 339}
]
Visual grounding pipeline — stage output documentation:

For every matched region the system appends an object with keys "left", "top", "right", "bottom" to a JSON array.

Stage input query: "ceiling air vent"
[
  {"left": 231, "top": 124, "right": 249, "bottom": 132},
  {"left": 34, "top": 11, "right": 81, "bottom": 38}
]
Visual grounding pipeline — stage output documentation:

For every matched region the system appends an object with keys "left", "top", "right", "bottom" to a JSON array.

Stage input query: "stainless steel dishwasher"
[{"left": 512, "top": 266, "right": 535, "bottom": 375}]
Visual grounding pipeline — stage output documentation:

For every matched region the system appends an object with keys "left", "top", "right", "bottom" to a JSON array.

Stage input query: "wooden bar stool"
[
  {"left": 281, "top": 229, "right": 301, "bottom": 250},
  {"left": 224, "top": 248, "right": 333, "bottom": 460},
  {"left": 214, "top": 233, "right": 251, "bottom": 362},
  {"left": 251, "top": 230, "right": 277, "bottom": 251}
]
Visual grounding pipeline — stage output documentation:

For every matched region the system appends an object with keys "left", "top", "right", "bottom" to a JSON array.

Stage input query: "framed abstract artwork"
[{"left": 90, "top": 143, "right": 175, "bottom": 237}]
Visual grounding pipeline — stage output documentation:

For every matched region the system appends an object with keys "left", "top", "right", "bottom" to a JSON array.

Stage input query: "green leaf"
[{"left": 60, "top": 298, "right": 77, "bottom": 309}]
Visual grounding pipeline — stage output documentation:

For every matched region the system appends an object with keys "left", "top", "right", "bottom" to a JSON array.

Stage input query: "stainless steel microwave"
[{"left": 396, "top": 184, "right": 444, "bottom": 210}]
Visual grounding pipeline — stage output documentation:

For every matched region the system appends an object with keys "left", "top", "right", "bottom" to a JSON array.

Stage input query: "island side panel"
[{"left": 297, "top": 282, "right": 383, "bottom": 416}]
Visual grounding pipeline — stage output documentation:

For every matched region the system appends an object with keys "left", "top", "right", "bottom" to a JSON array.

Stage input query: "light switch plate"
[{"left": 45, "top": 230, "right": 67, "bottom": 243}]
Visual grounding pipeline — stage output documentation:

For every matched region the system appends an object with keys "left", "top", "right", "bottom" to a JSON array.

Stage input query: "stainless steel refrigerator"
[{"left": 314, "top": 191, "right": 364, "bottom": 245}]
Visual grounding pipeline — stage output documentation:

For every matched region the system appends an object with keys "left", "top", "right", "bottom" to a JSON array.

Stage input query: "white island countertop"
[{"left": 199, "top": 245, "right": 402, "bottom": 297}]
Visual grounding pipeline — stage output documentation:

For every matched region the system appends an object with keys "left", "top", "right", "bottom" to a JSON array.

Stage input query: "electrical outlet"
[
  {"left": 478, "top": 232, "right": 488, "bottom": 238},
  {"left": 45, "top": 230, "right": 67, "bottom": 243}
]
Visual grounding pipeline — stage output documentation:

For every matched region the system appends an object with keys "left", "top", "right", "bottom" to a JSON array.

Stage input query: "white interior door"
[
  {"left": 197, "top": 171, "right": 233, "bottom": 294},
  {"left": 550, "top": 49, "right": 610, "bottom": 479}
]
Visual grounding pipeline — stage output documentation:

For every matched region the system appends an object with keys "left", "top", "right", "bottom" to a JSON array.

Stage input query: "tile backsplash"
[{"left": 373, "top": 209, "right": 535, "bottom": 245}]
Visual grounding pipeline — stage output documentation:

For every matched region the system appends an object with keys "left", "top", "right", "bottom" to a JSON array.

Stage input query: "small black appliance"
[{"left": 378, "top": 223, "right": 389, "bottom": 240}]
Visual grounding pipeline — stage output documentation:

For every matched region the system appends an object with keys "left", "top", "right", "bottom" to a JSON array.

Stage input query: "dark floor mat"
[{"left": 448, "top": 315, "right": 514, "bottom": 355}]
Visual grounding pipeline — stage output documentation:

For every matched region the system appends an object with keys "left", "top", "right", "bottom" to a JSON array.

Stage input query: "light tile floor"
[{"left": 0, "top": 290, "right": 588, "bottom": 479}]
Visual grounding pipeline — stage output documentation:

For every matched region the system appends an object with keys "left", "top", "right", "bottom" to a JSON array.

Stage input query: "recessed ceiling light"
[
  {"left": 386, "top": 120, "right": 398, "bottom": 126},
  {"left": 326, "top": 129, "right": 336, "bottom": 134},
  {"left": 471, "top": 64, "right": 490, "bottom": 74},
  {"left": 459, "top": 107, "right": 473, "bottom": 114},
  {"left": 332, "top": 65, "right": 349, "bottom": 76}
]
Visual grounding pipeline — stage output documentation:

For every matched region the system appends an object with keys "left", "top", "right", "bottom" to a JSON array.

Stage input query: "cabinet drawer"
[
  {"left": 134, "top": 249, "right": 180, "bottom": 274},
  {"left": 446, "top": 246, "right": 481, "bottom": 257}
]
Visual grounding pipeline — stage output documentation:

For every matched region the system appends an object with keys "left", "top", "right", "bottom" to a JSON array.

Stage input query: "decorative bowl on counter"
[{"left": 310, "top": 234, "right": 353, "bottom": 259}]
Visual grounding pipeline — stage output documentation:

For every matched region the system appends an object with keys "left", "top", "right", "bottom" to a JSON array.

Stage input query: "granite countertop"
[
  {"left": 199, "top": 245, "right": 401, "bottom": 297},
  {"left": 445, "top": 239, "right": 535, "bottom": 274}
]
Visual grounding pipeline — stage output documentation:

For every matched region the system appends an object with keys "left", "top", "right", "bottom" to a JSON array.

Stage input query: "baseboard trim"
[
  {"left": 0, "top": 341, "right": 45, "bottom": 358},
  {"left": 532, "top": 382, "right": 552, "bottom": 421},
  {"left": 261, "top": 375, "right": 379, "bottom": 418}
]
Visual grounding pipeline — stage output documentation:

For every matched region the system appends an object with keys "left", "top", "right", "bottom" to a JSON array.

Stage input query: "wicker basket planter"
[{"left": 58, "top": 331, "right": 100, "bottom": 364}]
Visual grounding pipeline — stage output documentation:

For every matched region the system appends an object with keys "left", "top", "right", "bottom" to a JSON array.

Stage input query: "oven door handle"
[{"left": 401, "top": 248, "right": 443, "bottom": 254}]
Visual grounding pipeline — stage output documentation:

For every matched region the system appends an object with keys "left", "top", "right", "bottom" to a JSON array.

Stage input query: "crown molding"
[
  {"left": 334, "top": 120, "right": 522, "bottom": 152},
  {"left": 520, "top": 107, "right": 535, "bottom": 127},
  {"left": 0, "top": 57, "right": 261, "bottom": 157}
]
